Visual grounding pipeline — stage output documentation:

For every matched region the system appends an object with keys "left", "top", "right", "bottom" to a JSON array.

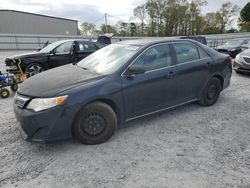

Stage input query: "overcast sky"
[{"left": 0, "top": 0, "right": 249, "bottom": 27}]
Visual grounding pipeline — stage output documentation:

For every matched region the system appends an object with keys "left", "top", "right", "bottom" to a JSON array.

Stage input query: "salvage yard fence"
[{"left": 1, "top": 32, "right": 250, "bottom": 50}]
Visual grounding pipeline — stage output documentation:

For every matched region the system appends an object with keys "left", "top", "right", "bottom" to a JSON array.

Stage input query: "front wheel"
[
  {"left": 198, "top": 77, "right": 222, "bottom": 106},
  {"left": 25, "top": 63, "right": 44, "bottom": 77},
  {"left": 11, "top": 84, "right": 18, "bottom": 92},
  {"left": 72, "top": 102, "right": 117, "bottom": 145}
]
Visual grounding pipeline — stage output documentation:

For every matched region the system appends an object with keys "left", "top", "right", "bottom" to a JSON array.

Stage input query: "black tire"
[
  {"left": 72, "top": 102, "right": 117, "bottom": 145},
  {"left": 10, "top": 84, "right": 18, "bottom": 92},
  {"left": 1, "top": 88, "right": 10, "bottom": 98},
  {"left": 198, "top": 77, "right": 222, "bottom": 106},
  {"left": 25, "top": 63, "right": 44, "bottom": 77}
]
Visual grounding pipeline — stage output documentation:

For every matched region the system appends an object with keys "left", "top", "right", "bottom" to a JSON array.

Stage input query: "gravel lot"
[{"left": 0, "top": 51, "right": 250, "bottom": 188}]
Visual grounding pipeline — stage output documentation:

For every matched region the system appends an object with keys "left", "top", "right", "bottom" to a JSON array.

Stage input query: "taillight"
[{"left": 228, "top": 56, "right": 233, "bottom": 65}]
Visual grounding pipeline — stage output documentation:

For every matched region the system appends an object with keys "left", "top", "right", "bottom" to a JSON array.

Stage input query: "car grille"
[
  {"left": 243, "top": 57, "right": 250, "bottom": 64},
  {"left": 14, "top": 94, "right": 30, "bottom": 109},
  {"left": 218, "top": 49, "right": 229, "bottom": 54}
]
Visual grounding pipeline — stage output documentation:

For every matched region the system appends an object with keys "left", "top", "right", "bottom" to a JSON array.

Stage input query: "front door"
[
  {"left": 48, "top": 41, "right": 74, "bottom": 69},
  {"left": 121, "top": 43, "right": 178, "bottom": 119},
  {"left": 76, "top": 42, "right": 98, "bottom": 62}
]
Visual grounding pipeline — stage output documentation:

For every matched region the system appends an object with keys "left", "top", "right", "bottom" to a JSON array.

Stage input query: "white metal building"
[{"left": 0, "top": 10, "right": 78, "bottom": 35}]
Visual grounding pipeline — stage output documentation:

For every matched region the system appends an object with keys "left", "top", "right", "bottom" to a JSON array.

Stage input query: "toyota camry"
[{"left": 14, "top": 39, "right": 232, "bottom": 144}]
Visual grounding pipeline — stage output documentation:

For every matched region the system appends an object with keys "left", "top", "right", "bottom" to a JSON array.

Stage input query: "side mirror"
[
  {"left": 126, "top": 64, "right": 145, "bottom": 75},
  {"left": 36, "top": 47, "right": 41, "bottom": 51},
  {"left": 50, "top": 50, "right": 55, "bottom": 55}
]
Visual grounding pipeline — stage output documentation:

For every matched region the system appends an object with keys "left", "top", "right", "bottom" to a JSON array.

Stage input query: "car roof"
[
  {"left": 56, "top": 39, "right": 94, "bottom": 43},
  {"left": 117, "top": 37, "right": 198, "bottom": 46}
]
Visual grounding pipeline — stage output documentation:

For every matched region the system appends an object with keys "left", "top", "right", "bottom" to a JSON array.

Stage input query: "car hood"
[
  {"left": 8, "top": 51, "right": 47, "bottom": 60},
  {"left": 18, "top": 64, "right": 105, "bottom": 97},
  {"left": 238, "top": 49, "right": 250, "bottom": 56},
  {"left": 217, "top": 44, "right": 241, "bottom": 50}
]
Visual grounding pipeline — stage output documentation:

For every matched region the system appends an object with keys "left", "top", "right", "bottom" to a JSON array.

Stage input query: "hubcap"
[
  {"left": 81, "top": 114, "right": 106, "bottom": 136},
  {"left": 2, "top": 91, "right": 8, "bottom": 97},
  {"left": 207, "top": 85, "right": 216, "bottom": 99},
  {"left": 27, "top": 65, "right": 43, "bottom": 76}
]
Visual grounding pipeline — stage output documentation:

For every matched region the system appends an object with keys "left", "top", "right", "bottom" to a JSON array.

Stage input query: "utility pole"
[{"left": 105, "top": 13, "right": 108, "bottom": 33}]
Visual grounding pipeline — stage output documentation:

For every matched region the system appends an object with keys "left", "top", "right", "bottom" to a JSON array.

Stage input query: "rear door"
[
  {"left": 121, "top": 43, "right": 178, "bottom": 119},
  {"left": 171, "top": 42, "right": 213, "bottom": 103}
]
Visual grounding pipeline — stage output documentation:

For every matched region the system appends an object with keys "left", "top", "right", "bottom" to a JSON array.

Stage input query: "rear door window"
[{"left": 173, "top": 43, "right": 200, "bottom": 64}]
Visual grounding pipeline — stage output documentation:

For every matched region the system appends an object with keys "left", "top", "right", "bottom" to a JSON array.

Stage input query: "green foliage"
[
  {"left": 239, "top": 2, "right": 250, "bottom": 32},
  {"left": 100, "top": 24, "right": 117, "bottom": 35},
  {"left": 80, "top": 22, "right": 96, "bottom": 36},
  {"left": 80, "top": 0, "right": 242, "bottom": 37},
  {"left": 240, "top": 2, "right": 250, "bottom": 22}
]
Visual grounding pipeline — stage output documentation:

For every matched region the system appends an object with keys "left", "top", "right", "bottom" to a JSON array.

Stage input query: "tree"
[
  {"left": 239, "top": 2, "right": 250, "bottom": 32},
  {"left": 100, "top": 24, "right": 117, "bottom": 35},
  {"left": 146, "top": 0, "right": 167, "bottom": 36},
  {"left": 217, "top": 2, "right": 240, "bottom": 33},
  {"left": 130, "top": 22, "right": 137, "bottom": 36},
  {"left": 240, "top": 2, "right": 250, "bottom": 22},
  {"left": 134, "top": 5, "right": 147, "bottom": 36},
  {"left": 203, "top": 12, "right": 221, "bottom": 34},
  {"left": 80, "top": 22, "right": 96, "bottom": 36}
]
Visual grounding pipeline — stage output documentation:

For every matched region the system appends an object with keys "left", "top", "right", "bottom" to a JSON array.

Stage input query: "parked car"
[
  {"left": 14, "top": 39, "right": 232, "bottom": 144},
  {"left": 217, "top": 39, "right": 249, "bottom": 58},
  {"left": 5, "top": 39, "right": 105, "bottom": 76},
  {"left": 241, "top": 41, "right": 250, "bottom": 51},
  {"left": 180, "top": 36, "right": 207, "bottom": 45},
  {"left": 234, "top": 49, "right": 250, "bottom": 74}
]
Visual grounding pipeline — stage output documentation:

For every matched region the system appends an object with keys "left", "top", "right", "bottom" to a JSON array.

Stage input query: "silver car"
[{"left": 234, "top": 49, "right": 250, "bottom": 74}]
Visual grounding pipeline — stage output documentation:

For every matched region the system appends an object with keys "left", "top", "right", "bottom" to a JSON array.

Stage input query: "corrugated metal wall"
[{"left": 0, "top": 10, "right": 78, "bottom": 35}]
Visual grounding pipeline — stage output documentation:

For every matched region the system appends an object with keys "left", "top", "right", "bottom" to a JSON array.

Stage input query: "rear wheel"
[
  {"left": 25, "top": 63, "right": 44, "bottom": 77},
  {"left": 1, "top": 88, "right": 10, "bottom": 98},
  {"left": 198, "top": 77, "right": 222, "bottom": 106},
  {"left": 72, "top": 102, "right": 117, "bottom": 145}
]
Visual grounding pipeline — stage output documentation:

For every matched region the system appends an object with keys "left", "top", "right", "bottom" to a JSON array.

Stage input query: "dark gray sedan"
[
  {"left": 14, "top": 39, "right": 232, "bottom": 145},
  {"left": 234, "top": 49, "right": 250, "bottom": 74}
]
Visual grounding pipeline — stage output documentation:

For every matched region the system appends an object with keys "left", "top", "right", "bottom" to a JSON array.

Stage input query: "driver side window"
[
  {"left": 54, "top": 41, "right": 73, "bottom": 54},
  {"left": 133, "top": 44, "right": 172, "bottom": 71}
]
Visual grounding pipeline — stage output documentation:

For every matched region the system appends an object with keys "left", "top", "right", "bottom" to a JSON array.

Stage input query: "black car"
[
  {"left": 234, "top": 49, "right": 250, "bottom": 74},
  {"left": 5, "top": 39, "right": 105, "bottom": 76},
  {"left": 217, "top": 39, "right": 249, "bottom": 58},
  {"left": 14, "top": 39, "right": 232, "bottom": 144},
  {"left": 180, "top": 36, "right": 207, "bottom": 45}
]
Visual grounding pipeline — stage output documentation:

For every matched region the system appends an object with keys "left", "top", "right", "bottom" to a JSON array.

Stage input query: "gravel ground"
[{"left": 0, "top": 51, "right": 250, "bottom": 188}]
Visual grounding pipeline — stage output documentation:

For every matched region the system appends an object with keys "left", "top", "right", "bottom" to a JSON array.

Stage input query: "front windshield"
[
  {"left": 77, "top": 44, "right": 141, "bottom": 74},
  {"left": 39, "top": 41, "right": 64, "bottom": 53},
  {"left": 224, "top": 40, "right": 244, "bottom": 46}
]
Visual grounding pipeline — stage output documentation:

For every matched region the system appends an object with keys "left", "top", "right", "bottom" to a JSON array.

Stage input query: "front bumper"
[
  {"left": 233, "top": 60, "right": 250, "bottom": 74},
  {"left": 14, "top": 104, "right": 75, "bottom": 143}
]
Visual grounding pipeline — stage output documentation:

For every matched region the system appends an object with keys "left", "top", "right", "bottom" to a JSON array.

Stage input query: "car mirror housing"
[{"left": 126, "top": 64, "right": 146, "bottom": 75}]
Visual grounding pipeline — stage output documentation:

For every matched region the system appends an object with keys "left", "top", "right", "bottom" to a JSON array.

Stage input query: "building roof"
[{"left": 0, "top": 9, "right": 78, "bottom": 23}]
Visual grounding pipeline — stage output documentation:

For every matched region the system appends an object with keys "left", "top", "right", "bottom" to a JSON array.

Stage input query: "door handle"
[{"left": 167, "top": 71, "right": 175, "bottom": 78}]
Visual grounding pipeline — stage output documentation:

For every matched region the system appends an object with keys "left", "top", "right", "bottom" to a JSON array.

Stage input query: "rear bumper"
[{"left": 14, "top": 104, "right": 75, "bottom": 143}]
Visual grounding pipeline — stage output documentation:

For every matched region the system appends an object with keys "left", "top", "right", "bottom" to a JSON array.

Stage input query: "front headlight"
[{"left": 26, "top": 95, "right": 68, "bottom": 112}]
